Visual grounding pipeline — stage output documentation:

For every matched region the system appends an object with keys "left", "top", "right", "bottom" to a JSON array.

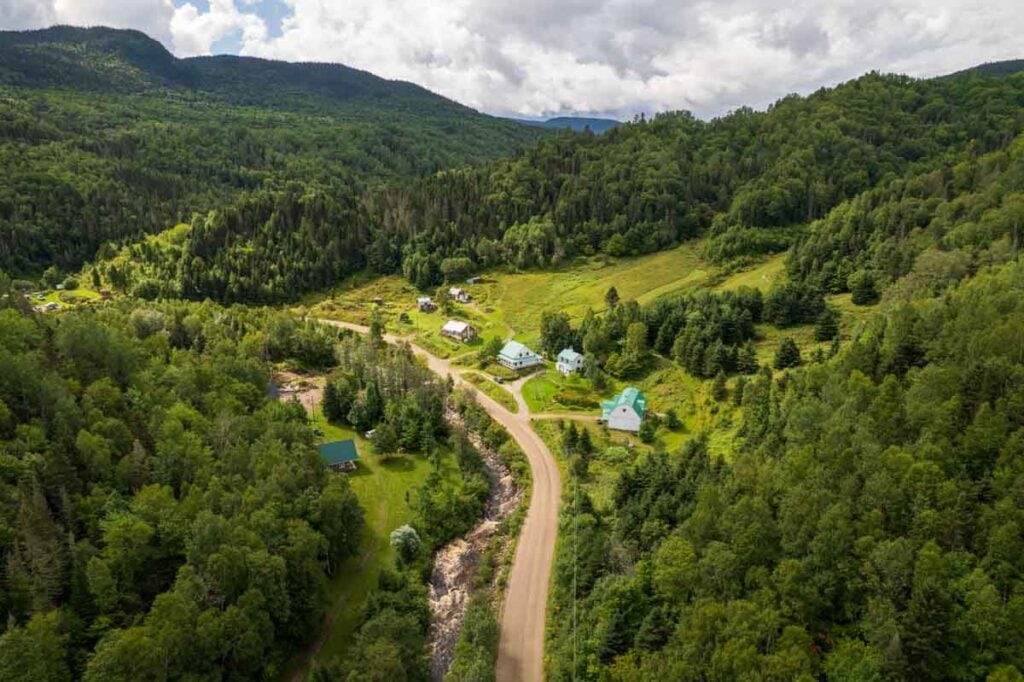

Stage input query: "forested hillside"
[
  {"left": 531, "top": 65, "right": 1024, "bottom": 681},
  {"left": 0, "top": 273, "right": 513, "bottom": 678},
  {"left": 0, "top": 26, "right": 541, "bottom": 275},
  {"left": 371, "top": 69, "right": 1024, "bottom": 283},
  {"left": 93, "top": 65, "right": 1024, "bottom": 303},
  {"left": 546, "top": 256, "right": 1024, "bottom": 681},
  {"left": 0, "top": 292, "right": 365, "bottom": 678}
]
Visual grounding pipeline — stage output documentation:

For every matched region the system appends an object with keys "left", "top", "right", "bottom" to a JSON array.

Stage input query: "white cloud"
[
  {"left": 0, "top": 0, "right": 55, "bottom": 30},
  {"left": 170, "top": 0, "right": 266, "bottom": 57},
  {"left": 53, "top": 0, "right": 175, "bottom": 45},
  {"left": 1, "top": 0, "right": 1022, "bottom": 119}
]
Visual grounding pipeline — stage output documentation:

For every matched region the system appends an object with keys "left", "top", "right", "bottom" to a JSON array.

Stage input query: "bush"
[
  {"left": 638, "top": 418, "right": 656, "bottom": 443},
  {"left": 389, "top": 525, "right": 422, "bottom": 565},
  {"left": 848, "top": 269, "right": 879, "bottom": 305}
]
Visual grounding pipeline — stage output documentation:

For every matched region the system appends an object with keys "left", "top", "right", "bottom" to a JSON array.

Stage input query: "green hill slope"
[
  {"left": 91, "top": 64, "right": 1024, "bottom": 304},
  {"left": 0, "top": 25, "right": 480, "bottom": 114},
  {"left": 0, "top": 26, "right": 542, "bottom": 274}
]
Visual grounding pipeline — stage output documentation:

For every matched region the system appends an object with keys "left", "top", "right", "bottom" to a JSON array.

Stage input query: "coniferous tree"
[
  {"left": 815, "top": 306, "right": 840, "bottom": 341},
  {"left": 774, "top": 337, "right": 802, "bottom": 369}
]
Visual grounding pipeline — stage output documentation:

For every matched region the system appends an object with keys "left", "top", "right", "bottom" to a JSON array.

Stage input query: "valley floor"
[{"left": 279, "top": 241, "right": 883, "bottom": 680}]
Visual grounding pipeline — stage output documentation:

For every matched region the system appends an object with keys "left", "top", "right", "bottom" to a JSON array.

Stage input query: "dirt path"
[{"left": 319, "top": 319, "right": 560, "bottom": 681}]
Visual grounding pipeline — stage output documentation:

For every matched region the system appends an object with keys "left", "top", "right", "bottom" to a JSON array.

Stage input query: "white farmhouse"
[
  {"left": 556, "top": 348, "right": 584, "bottom": 375},
  {"left": 497, "top": 340, "right": 543, "bottom": 371},
  {"left": 601, "top": 387, "right": 647, "bottom": 433}
]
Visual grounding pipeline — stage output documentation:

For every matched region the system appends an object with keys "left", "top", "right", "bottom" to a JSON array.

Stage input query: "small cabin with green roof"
[
  {"left": 600, "top": 387, "right": 647, "bottom": 433},
  {"left": 318, "top": 439, "right": 359, "bottom": 472}
]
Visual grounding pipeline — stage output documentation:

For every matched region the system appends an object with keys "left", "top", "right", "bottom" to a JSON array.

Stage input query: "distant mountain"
[
  {"left": 515, "top": 116, "right": 620, "bottom": 133},
  {"left": 944, "top": 58, "right": 1024, "bottom": 79},
  {"left": 0, "top": 25, "right": 501, "bottom": 116},
  {"left": 0, "top": 26, "right": 545, "bottom": 274}
]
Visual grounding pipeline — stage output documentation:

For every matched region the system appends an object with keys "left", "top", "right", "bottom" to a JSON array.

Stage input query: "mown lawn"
[
  {"left": 290, "top": 408, "right": 459, "bottom": 671},
  {"left": 26, "top": 287, "right": 103, "bottom": 309},
  {"left": 521, "top": 369, "right": 605, "bottom": 414}
]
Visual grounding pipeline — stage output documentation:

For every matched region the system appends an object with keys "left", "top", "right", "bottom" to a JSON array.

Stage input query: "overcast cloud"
[{"left": 0, "top": 0, "right": 1021, "bottom": 119}]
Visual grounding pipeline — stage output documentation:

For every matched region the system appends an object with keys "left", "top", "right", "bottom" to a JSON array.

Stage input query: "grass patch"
[
  {"left": 829, "top": 292, "right": 880, "bottom": 339},
  {"left": 302, "top": 275, "right": 419, "bottom": 328},
  {"left": 753, "top": 322, "right": 829, "bottom": 369},
  {"left": 463, "top": 372, "right": 518, "bottom": 413},
  {"left": 26, "top": 287, "right": 103, "bottom": 309},
  {"left": 286, "top": 408, "right": 460, "bottom": 672},
  {"left": 714, "top": 252, "right": 787, "bottom": 292},
  {"left": 521, "top": 369, "right": 603, "bottom": 414}
]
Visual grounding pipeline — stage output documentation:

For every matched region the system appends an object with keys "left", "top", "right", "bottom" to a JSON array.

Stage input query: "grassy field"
[
  {"left": 521, "top": 369, "right": 604, "bottom": 414},
  {"left": 37, "top": 287, "right": 102, "bottom": 306},
  {"left": 463, "top": 372, "right": 519, "bottom": 413},
  {"left": 302, "top": 242, "right": 817, "bottom": 367},
  {"left": 714, "top": 252, "right": 787, "bottom": 292},
  {"left": 831, "top": 292, "right": 880, "bottom": 337},
  {"left": 287, "top": 408, "right": 458, "bottom": 673},
  {"left": 471, "top": 241, "right": 709, "bottom": 345},
  {"left": 305, "top": 241, "right": 716, "bottom": 349}
]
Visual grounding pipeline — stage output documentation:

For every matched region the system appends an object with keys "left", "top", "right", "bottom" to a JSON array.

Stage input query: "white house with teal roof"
[
  {"left": 498, "top": 340, "right": 543, "bottom": 371},
  {"left": 556, "top": 348, "right": 584, "bottom": 375},
  {"left": 601, "top": 387, "right": 647, "bottom": 432}
]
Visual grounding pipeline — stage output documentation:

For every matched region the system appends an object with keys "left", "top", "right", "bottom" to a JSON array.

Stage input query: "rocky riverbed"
[{"left": 427, "top": 417, "right": 524, "bottom": 679}]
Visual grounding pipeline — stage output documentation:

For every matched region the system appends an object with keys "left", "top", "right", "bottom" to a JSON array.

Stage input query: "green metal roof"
[
  {"left": 601, "top": 387, "right": 647, "bottom": 419},
  {"left": 318, "top": 439, "right": 359, "bottom": 466}
]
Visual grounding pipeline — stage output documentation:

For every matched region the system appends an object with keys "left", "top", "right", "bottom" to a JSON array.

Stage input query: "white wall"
[{"left": 608, "top": 406, "right": 641, "bottom": 432}]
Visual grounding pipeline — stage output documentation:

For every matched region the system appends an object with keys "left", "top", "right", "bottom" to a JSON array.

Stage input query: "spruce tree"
[
  {"left": 712, "top": 371, "right": 729, "bottom": 402},
  {"left": 815, "top": 306, "right": 839, "bottom": 341},
  {"left": 774, "top": 337, "right": 802, "bottom": 369}
]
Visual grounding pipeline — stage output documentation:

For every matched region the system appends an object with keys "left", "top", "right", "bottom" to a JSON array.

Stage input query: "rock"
[{"left": 426, "top": 409, "right": 525, "bottom": 679}]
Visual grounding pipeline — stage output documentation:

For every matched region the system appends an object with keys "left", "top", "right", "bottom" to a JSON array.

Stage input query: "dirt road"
[{"left": 319, "top": 319, "right": 560, "bottom": 681}]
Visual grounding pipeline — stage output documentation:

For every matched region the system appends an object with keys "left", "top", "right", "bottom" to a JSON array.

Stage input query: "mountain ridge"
[
  {"left": 943, "top": 57, "right": 1024, "bottom": 79},
  {"left": 0, "top": 25, "right": 545, "bottom": 274},
  {"left": 514, "top": 116, "right": 620, "bottom": 133},
  {"left": 0, "top": 25, "right": 483, "bottom": 116}
]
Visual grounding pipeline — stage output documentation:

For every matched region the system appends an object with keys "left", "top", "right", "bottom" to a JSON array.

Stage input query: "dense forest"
[
  {"left": 546, "top": 256, "right": 1024, "bottom": 681},
  {"left": 0, "top": 289, "right": 363, "bottom": 678},
  {"left": 0, "top": 273, "right": 515, "bottom": 679},
  {"left": 0, "top": 26, "right": 541, "bottom": 275},
  {"left": 90, "top": 63, "right": 1024, "bottom": 303}
]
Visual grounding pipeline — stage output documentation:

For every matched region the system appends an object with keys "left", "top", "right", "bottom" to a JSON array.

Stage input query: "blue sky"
[
  {"left": 177, "top": 0, "right": 288, "bottom": 52},
  {"left": 3, "top": 0, "right": 1023, "bottom": 120}
]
